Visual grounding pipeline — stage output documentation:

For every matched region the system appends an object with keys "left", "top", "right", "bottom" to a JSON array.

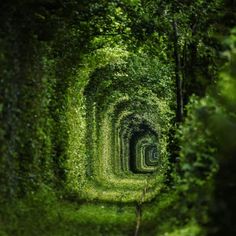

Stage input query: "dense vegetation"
[{"left": 0, "top": 1, "right": 236, "bottom": 235}]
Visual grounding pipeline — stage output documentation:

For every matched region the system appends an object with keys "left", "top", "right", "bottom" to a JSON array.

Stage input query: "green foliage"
[
  {"left": 178, "top": 96, "right": 219, "bottom": 184},
  {"left": 0, "top": 1, "right": 235, "bottom": 236},
  {"left": 66, "top": 47, "right": 174, "bottom": 202},
  {"left": 177, "top": 28, "right": 236, "bottom": 235},
  {"left": 0, "top": 186, "right": 136, "bottom": 236},
  {"left": 162, "top": 221, "right": 202, "bottom": 236}
]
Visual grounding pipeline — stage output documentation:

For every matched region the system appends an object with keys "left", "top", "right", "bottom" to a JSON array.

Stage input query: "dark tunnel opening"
[{"left": 129, "top": 124, "right": 158, "bottom": 174}]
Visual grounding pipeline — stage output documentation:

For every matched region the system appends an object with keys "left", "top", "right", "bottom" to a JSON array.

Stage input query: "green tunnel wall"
[
  {"left": 66, "top": 51, "right": 174, "bottom": 203},
  {"left": 0, "top": 0, "right": 235, "bottom": 235},
  {"left": 0, "top": 27, "right": 210, "bottom": 234}
]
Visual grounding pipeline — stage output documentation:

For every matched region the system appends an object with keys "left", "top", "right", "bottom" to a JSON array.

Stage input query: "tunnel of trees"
[{"left": 0, "top": 1, "right": 236, "bottom": 235}]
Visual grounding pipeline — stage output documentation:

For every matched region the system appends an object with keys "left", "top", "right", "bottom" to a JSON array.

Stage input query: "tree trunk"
[{"left": 172, "top": 20, "right": 184, "bottom": 122}]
